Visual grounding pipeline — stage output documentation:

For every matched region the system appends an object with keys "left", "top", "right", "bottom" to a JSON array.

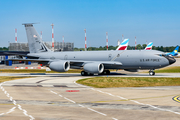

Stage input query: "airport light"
[
  {"left": 106, "top": 32, "right": 108, "bottom": 50},
  {"left": 15, "top": 28, "right": 17, "bottom": 43},
  {"left": 51, "top": 23, "right": 54, "bottom": 52},
  {"left": 122, "top": 34, "right": 124, "bottom": 42},
  {"left": 41, "top": 31, "right": 42, "bottom": 40},
  {"left": 135, "top": 36, "right": 137, "bottom": 50},
  {"left": 84, "top": 29, "right": 87, "bottom": 51}
]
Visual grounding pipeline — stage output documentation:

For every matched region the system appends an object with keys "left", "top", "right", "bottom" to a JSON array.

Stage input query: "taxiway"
[{"left": 0, "top": 73, "right": 180, "bottom": 120}]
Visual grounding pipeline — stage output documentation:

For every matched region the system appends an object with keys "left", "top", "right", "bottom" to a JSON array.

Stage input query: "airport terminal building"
[
  {"left": 0, "top": 42, "right": 74, "bottom": 63},
  {"left": 9, "top": 42, "right": 74, "bottom": 51}
]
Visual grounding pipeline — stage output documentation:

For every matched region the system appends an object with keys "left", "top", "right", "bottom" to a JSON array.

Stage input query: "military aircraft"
[{"left": 9, "top": 23, "right": 176, "bottom": 76}]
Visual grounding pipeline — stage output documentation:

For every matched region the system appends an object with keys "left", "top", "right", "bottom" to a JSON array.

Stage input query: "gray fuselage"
[{"left": 28, "top": 49, "right": 174, "bottom": 70}]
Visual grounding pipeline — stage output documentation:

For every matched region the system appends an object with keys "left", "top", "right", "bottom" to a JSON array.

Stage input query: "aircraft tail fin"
[
  {"left": 172, "top": 46, "right": 179, "bottom": 56},
  {"left": 116, "top": 39, "right": 129, "bottom": 50},
  {"left": 23, "top": 23, "right": 51, "bottom": 53},
  {"left": 145, "top": 42, "right": 153, "bottom": 50},
  {"left": 174, "top": 46, "right": 179, "bottom": 52},
  {"left": 166, "top": 46, "right": 179, "bottom": 56}
]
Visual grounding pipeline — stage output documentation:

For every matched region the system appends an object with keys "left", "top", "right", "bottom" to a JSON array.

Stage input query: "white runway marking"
[
  {"left": 64, "top": 97, "right": 76, "bottom": 103},
  {"left": 50, "top": 90, "right": 116, "bottom": 119},
  {"left": 74, "top": 80, "right": 180, "bottom": 116},
  {"left": 6, "top": 107, "right": 16, "bottom": 114},
  {"left": 73, "top": 80, "right": 89, "bottom": 88},
  {"left": 18, "top": 105, "right": 22, "bottom": 110},
  {"left": 0, "top": 82, "right": 35, "bottom": 119},
  {"left": 78, "top": 104, "right": 85, "bottom": 108},
  {"left": 87, "top": 107, "right": 107, "bottom": 116},
  {"left": 0, "top": 113, "right": 4, "bottom": 116},
  {"left": 112, "top": 118, "right": 118, "bottom": 120},
  {"left": 94, "top": 88, "right": 180, "bottom": 116},
  {"left": 50, "top": 90, "right": 57, "bottom": 94},
  {"left": 9, "top": 97, "right": 13, "bottom": 101}
]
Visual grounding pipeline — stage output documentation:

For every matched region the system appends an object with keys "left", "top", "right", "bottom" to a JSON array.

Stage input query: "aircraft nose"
[{"left": 167, "top": 56, "right": 176, "bottom": 65}]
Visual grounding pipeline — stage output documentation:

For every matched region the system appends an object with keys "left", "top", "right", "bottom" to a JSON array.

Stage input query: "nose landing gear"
[{"left": 149, "top": 70, "right": 155, "bottom": 76}]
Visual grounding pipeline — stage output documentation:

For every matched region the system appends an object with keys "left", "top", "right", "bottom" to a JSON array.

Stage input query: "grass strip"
[
  {"left": 76, "top": 77, "right": 180, "bottom": 88},
  {"left": 155, "top": 66, "right": 180, "bottom": 73},
  {"left": 0, "top": 76, "right": 32, "bottom": 83},
  {"left": 0, "top": 69, "right": 82, "bottom": 73}
]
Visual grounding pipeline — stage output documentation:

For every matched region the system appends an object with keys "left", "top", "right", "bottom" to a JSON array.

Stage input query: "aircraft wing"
[
  {"left": 7, "top": 58, "right": 51, "bottom": 62},
  {"left": 0, "top": 51, "right": 29, "bottom": 56},
  {"left": 70, "top": 60, "right": 122, "bottom": 69},
  {"left": 8, "top": 58, "right": 122, "bottom": 69}
]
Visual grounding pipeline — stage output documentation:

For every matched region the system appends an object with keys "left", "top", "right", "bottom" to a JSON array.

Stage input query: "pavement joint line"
[
  {"left": 0, "top": 82, "right": 35, "bottom": 119},
  {"left": 73, "top": 80, "right": 180, "bottom": 116}
]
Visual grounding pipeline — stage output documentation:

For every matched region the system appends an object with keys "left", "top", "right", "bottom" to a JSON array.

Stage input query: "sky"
[{"left": 0, "top": 0, "right": 180, "bottom": 48}]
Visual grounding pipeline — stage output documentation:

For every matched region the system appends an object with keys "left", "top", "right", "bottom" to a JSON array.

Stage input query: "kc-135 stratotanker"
[{"left": 9, "top": 23, "right": 176, "bottom": 76}]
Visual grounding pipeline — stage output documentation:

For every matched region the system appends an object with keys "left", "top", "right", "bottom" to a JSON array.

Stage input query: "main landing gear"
[
  {"left": 81, "top": 71, "right": 94, "bottom": 76},
  {"left": 81, "top": 70, "right": 110, "bottom": 76},
  {"left": 149, "top": 70, "right": 155, "bottom": 76},
  {"left": 100, "top": 70, "right": 110, "bottom": 75}
]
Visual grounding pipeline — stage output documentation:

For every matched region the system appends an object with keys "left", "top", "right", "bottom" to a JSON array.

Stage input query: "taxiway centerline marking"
[{"left": 172, "top": 95, "right": 180, "bottom": 103}]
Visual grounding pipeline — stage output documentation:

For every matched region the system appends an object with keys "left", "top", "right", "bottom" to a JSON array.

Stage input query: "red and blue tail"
[
  {"left": 116, "top": 39, "right": 129, "bottom": 50},
  {"left": 145, "top": 42, "right": 153, "bottom": 50}
]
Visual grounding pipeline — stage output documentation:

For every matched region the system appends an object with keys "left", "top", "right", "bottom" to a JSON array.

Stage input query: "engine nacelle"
[
  {"left": 49, "top": 61, "right": 70, "bottom": 72},
  {"left": 83, "top": 63, "right": 104, "bottom": 74}
]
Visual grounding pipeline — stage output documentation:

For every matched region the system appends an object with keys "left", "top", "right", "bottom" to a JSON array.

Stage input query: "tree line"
[
  {"left": 0, "top": 45, "right": 178, "bottom": 52},
  {"left": 0, "top": 47, "right": 8, "bottom": 51},
  {"left": 74, "top": 44, "right": 179, "bottom": 52}
]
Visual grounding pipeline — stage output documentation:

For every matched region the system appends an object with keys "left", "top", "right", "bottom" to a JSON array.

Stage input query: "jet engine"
[
  {"left": 49, "top": 61, "right": 70, "bottom": 72},
  {"left": 83, "top": 63, "right": 104, "bottom": 74}
]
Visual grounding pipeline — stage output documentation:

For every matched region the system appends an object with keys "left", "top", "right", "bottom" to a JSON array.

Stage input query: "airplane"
[
  {"left": 145, "top": 42, "right": 153, "bottom": 50},
  {"left": 116, "top": 39, "right": 129, "bottom": 50},
  {"left": 166, "top": 46, "right": 179, "bottom": 56},
  {"left": 8, "top": 23, "right": 176, "bottom": 76}
]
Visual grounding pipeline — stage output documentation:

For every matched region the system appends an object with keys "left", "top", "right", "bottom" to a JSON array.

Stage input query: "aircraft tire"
[
  {"left": 87, "top": 72, "right": 94, "bottom": 76},
  {"left": 106, "top": 70, "right": 110, "bottom": 75},
  {"left": 149, "top": 71, "right": 155, "bottom": 76},
  {"left": 101, "top": 70, "right": 110, "bottom": 75},
  {"left": 81, "top": 71, "right": 87, "bottom": 76}
]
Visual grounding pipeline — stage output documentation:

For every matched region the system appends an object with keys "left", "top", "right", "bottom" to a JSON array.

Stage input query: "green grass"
[
  {"left": 77, "top": 77, "right": 180, "bottom": 88},
  {"left": 0, "top": 76, "right": 32, "bottom": 83},
  {"left": 155, "top": 66, "right": 180, "bottom": 73},
  {"left": 0, "top": 69, "right": 82, "bottom": 73}
]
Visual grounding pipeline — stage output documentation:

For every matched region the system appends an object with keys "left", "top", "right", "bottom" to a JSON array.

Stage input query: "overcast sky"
[{"left": 0, "top": 0, "right": 180, "bottom": 48}]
